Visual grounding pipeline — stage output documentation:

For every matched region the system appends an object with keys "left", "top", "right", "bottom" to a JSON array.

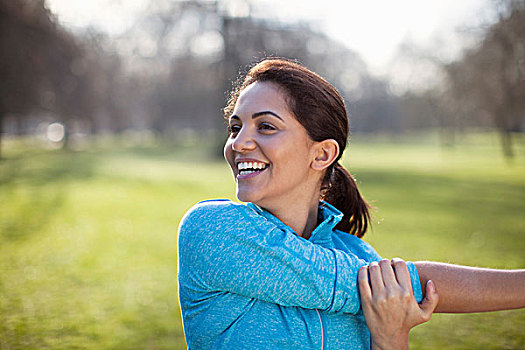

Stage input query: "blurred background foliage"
[
  {"left": 0, "top": 0, "right": 523, "bottom": 158},
  {"left": 1, "top": 0, "right": 524, "bottom": 349}
]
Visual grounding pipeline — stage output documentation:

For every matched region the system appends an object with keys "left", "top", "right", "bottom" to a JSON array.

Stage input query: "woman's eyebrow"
[
  {"left": 252, "top": 111, "right": 283, "bottom": 121},
  {"left": 229, "top": 111, "right": 283, "bottom": 121}
]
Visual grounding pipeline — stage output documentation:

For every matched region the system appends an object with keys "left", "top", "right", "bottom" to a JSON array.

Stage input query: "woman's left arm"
[
  {"left": 359, "top": 259, "right": 439, "bottom": 350},
  {"left": 415, "top": 262, "right": 525, "bottom": 313}
]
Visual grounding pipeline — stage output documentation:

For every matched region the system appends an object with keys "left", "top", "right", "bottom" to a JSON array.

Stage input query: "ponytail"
[{"left": 322, "top": 163, "right": 371, "bottom": 237}]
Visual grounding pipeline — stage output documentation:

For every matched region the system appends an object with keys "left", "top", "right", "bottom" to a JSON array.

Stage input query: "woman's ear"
[{"left": 311, "top": 139, "right": 339, "bottom": 171}]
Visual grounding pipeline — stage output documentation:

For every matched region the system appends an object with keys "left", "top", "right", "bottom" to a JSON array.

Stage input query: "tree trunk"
[
  {"left": 0, "top": 110, "right": 3, "bottom": 160},
  {"left": 62, "top": 120, "right": 69, "bottom": 150},
  {"left": 499, "top": 128, "right": 514, "bottom": 162},
  {"left": 438, "top": 125, "right": 456, "bottom": 149}
]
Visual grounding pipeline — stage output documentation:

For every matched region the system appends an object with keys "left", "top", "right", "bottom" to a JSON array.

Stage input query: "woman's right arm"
[
  {"left": 415, "top": 262, "right": 525, "bottom": 313},
  {"left": 178, "top": 200, "right": 371, "bottom": 314}
]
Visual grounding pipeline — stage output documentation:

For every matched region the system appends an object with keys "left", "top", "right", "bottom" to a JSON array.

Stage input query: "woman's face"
[{"left": 224, "top": 81, "right": 319, "bottom": 208}]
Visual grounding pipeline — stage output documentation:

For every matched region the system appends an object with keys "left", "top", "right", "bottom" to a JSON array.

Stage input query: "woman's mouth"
[{"left": 236, "top": 161, "right": 269, "bottom": 180}]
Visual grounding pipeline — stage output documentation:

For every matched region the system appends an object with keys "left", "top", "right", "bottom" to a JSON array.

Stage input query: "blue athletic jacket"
[{"left": 178, "top": 199, "right": 423, "bottom": 349}]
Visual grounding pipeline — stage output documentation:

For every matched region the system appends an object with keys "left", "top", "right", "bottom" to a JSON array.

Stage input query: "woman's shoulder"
[
  {"left": 190, "top": 198, "right": 241, "bottom": 212},
  {"left": 177, "top": 199, "right": 280, "bottom": 252},
  {"left": 179, "top": 199, "right": 257, "bottom": 231},
  {"left": 182, "top": 199, "right": 239, "bottom": 221}
]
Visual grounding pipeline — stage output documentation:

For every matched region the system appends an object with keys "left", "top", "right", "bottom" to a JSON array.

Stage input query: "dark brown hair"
[{"left": 224, "top": 58, "right": 371, "bottom": 237}]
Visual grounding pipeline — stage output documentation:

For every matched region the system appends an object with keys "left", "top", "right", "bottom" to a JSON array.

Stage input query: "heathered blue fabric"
[{"left": 178, "top": 199, "right": 423, "bottom": 350}]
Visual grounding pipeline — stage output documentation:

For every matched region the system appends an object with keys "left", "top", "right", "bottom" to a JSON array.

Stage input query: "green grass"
[{"left": 1, "top": 133, "right": 524, "bottom": 349}]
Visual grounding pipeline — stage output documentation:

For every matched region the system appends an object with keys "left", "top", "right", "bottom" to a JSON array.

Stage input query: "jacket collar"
[{"left": 246, "top": 201, "right": 343, "bottom": 244}]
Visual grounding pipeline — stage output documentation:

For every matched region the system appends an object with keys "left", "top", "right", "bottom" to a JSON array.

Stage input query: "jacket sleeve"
[
  {"left": 178, "top": 200, "right": 370, "bottom": 314},
  {"left": 338, "top": 233, "right": 423, "bottom": 303}
]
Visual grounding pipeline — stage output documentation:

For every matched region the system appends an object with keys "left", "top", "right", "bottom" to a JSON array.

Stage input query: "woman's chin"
[
  {"left": 236, "top": 189, "right": 261, "bottom": 204},
  {"left": 236, "top": 192, "right": 253, "bottom": 203}
]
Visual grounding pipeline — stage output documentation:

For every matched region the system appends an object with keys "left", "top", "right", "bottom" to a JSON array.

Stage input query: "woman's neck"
[{"left": 263, "top": 193, "right": 320, "bottom": 240}]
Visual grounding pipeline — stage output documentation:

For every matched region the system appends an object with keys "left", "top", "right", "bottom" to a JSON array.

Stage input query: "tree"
[
  {"left": 0, "top": 0, "right": 117, "bottom": 156},
  {"left": 443, "top": 2, "right": 525, "bottom": 159},
  {"left": 0, "top": 0, "right": 52, "bottom": 157}
]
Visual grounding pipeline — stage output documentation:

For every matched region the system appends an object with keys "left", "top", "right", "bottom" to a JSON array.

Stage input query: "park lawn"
[{"left": 0, "top": 133, "right": 524, "bottom": 349}]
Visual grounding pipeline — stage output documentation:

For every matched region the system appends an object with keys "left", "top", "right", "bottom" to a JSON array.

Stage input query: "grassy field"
[{"left": 1, "top": 133, "right": 524, "bottom": 349}]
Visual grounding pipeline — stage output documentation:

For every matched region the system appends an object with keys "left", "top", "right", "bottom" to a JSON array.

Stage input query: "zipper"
[{"left": 315, "top": 309, "right": 324, "bottom": 350}]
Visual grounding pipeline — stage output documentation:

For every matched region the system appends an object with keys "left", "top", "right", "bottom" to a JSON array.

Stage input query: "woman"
[{"left": 178, "top": 58, "right": 525, "bottom": 349}]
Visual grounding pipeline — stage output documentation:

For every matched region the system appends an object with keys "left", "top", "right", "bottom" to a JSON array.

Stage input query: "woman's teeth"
[{"left": 238, "top": 161, "right": 268, "bottom": 174}]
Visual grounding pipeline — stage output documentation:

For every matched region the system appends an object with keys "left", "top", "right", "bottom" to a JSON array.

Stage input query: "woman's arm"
[
  {"left": 359, "top": 259, "right": 439, "bottom": 350},
  {"left": 178, "top": 200, "right": 368, "bottom": 314},
  {"left": 415, "top": 262, "right": 525, "bottom": 313},
  {"left": 178, "top": 200, "right": 423, "bottom": 314},
  {"left": 359, "top": 260, "right": 525, "bottom": 349}
]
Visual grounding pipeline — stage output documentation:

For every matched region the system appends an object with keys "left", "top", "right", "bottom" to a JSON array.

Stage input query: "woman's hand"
[{"left": 358, "top": 259, "right": 439, "bottom": 350}]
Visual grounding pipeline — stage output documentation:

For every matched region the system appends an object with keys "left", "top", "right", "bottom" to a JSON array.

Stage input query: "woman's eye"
[
  {"left": 228, "top": 124, "right": 241, "bottom": 134},
  {"left": 259, "top": 123, "right": 276, "bottom": 131}
]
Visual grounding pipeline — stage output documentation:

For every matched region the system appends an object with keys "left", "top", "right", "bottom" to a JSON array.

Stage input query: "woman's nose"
[{"left": 231, "top": 128, "right": 256, "bottom": 152}]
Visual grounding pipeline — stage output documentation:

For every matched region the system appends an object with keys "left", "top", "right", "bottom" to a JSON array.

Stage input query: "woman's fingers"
[
  {"left": 358, "top": 266, "right": 372, "bottom": 301},
  {"left": 364, "top": 260, "right": 407, "bottom": 297},
  {"left": 379, "top": 259, "right": 398, "bottom": 289},
  {"left": 368, "top": 261, "right": 385, "bottom": 294},
  {"left": 419, "top": 280, "right": 439, "bottom": 321},
  {"left": 391, "top": 258, "right": 413, "bottom": 293}
]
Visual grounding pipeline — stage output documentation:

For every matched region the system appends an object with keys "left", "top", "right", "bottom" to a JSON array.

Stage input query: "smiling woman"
[
  {"left": 177, "top": 58, "right": 525, "bottom": 350},
  {"left": 223, "top": 62, "right": 370, "bottom": 238}
]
